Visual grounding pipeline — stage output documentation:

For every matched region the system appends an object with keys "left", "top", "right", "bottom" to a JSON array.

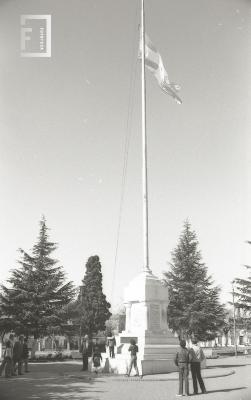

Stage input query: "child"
[
  {"left": 3, "top": 341, "right": 13, "bottom": 378},
  {"left": 174, "top": 339, "right": 189, "bottom": 397},
  {"left": 92, "top": 346, "right": 102, "bottom": 374},
  {"left": 127, "top": 339, "right": 139, "bottom": 377}
]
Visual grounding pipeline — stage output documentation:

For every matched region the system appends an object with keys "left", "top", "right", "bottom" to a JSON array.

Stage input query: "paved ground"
[{"left": 0, "top": 356, "right": 251, "bottom": 400}]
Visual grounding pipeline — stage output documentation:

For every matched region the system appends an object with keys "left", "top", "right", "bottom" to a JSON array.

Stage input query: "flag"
[{"left": 139, "top": 33, "right": 182, "bottom": 105}]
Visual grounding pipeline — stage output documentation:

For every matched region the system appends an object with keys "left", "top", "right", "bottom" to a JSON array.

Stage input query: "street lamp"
[{"left": 232, "top": 280, "right": 238, "bottom": 357}]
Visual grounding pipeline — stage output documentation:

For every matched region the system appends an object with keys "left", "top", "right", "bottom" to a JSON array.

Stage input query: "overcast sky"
[{"left": 0, "top": 0, "right": 251, "bottom": 309}]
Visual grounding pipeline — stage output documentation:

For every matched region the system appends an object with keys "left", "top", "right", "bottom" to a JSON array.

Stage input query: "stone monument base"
[{"left": 115, "top": 331, "right": 179, "bottom": 375}]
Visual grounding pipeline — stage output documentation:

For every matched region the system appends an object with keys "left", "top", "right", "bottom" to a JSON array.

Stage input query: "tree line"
[
  {"left": 0, "top": 217, "right": 111, "bottom": 340},
  {"left": 0, "top": 217, "right": 250, "bottom": 342}
]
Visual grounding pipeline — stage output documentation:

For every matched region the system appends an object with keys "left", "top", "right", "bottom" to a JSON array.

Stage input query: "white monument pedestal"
[{"left": 116, "top": 269, "right": 179, "bottom": 375}]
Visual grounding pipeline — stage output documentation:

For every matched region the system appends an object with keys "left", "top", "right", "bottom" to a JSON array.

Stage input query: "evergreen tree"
[
  {"left": 0, "top": 217, "right": 75, "bottom": 338},
  {"left": 231, "top": 242, "right": 251, "bottom": 332},
  {"left": 163, "top": 220, "right": 225, "bottom": 341},
  {"left": 78, "top": 255, "right": 111, "bottom": 336},
  {"left": 234, "top": 259, "right": 251, "bottom": 312},
  {"left": 105, "top": 307, "right": 126, "bottom": 336}
]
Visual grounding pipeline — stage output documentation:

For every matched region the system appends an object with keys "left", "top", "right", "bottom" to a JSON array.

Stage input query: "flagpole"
[{"left": 141, "top": 0, "right": 151, "bottom": 273}]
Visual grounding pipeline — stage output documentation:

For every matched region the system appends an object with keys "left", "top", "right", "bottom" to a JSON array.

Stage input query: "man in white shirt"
[{"left": 189, "top": 338, "right": 206, "bottom": 395}]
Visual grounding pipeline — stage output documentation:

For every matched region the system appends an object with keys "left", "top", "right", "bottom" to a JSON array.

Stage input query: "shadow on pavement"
[
  {"left": 0, "top": 367, "right": 105, "bottom": 400},
  {"left": 33, "top": 377, "right": 104, "bottom": 400},
  {"left": 204, "top": 386, "right": 247, "bottom": 394},
  {"left": 206, "top": 364, "right": 246, "bottom": 369}
]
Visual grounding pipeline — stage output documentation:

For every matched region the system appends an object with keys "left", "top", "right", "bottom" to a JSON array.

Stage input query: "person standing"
[
  {"left": 8, "top": 334, "right": 15, "bottom": 376},
  {"left": 107, "top": 335, "right": 116, "bottom": 358},
  {"left": 0, "top": 340, "right": 13, "bottom": 378},
  {"left": 13, "top": 335, "right": 24, "bottom": 375},
  {"left": 189, "top": 338, "right": 206, "bottom": 394},
  {"left": 22, "top": 337, "right": 30, "bottom": 373},
  {"left": 174, "top": 339, "right": 189, "bottom": 397},
  {"left": 80, "top": 335, "right": 90, "bottom": 371},
  {"left": 3, "top": 341, "right": 13, "bottom": 378},
  {"left": 126, "top": 339, "right": 139, "bottom": 377}
]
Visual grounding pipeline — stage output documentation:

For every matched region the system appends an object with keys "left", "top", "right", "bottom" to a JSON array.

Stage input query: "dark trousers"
[
  {"left": 178, "top": 364, "right": 189, "bottom": 395},
  {"left": 190, "top": 362, "right": 206, "bottom": 394},
  {"left": 13, "top": 358, "right": 22, "bottom": 375},
  {"left": 128, "top": 355, "right": 139, "bottom": 376},
  {"left": 0, "top": 357, "right": 12, "bottom": 378},
  {"left": 82, "top": 354, "right": 88, "bottom": 371},
  {"left": 109, "top": 346, "right": 115, "bottom": 358},
  {"left": 4, "top": 357, "right": 12, "bottom": 378},
  {"left": 23, "top": 357, "right": 29, "bottom": 372}
]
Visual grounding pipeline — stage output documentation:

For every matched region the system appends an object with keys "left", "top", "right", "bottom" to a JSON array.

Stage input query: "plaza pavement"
[{"left": 0, "top": 356, "right": 250, "bottom": 400}]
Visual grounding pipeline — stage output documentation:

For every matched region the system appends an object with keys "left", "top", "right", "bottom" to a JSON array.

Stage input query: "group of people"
[
  {"left": 80, "top": 335, "right": 103, "bottom": 374},
  {"left": 125, "top": 337, "right": 207, "bottom": 390},
  {"left": 174, "top": 338, "right": 206, "bottom": 397},
  {"left": 80, "top": 333, "right": 207, "bottom": 392},
  {"left": 80, "top": 334, "right": 117, "bottom": 373},
  {"left": 0, "top": 334, "right": 29, "bottom": 378},
  {"left": 1, "top": 331, "right": 205, "bottom": 390}
]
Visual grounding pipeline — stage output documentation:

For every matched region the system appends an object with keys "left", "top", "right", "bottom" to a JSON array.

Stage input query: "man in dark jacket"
[
  {"left": 174, "top": 339, "right": 189, "bottom": 396},
  {"left": 22, "top": 337, "right": 29, "bottom": 373},
  {"left": 13, "top": 336, "right": 24, "bottom": 375},
  {"left": 107, "top": 335, "right": 116, "bottom": 358},
  {"left": 80, "top": 335, "right": 91, "bottom": 371}
]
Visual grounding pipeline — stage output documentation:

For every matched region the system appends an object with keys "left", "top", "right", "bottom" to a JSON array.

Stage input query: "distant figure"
[
  {"left": 126, "top": 339, "right": 139, "bottom": 377},
  {"left": 0, "top": 340, "right": 13, "bottom": 378},
  {"left": 189, "top": 338, "right": 206, "bottom": 395},
  {"left": 80, "top": 335, "right": 91, "bottom": 371},
  {"left": 22, "top": 337, "right": 29, "bottom": 373},
  {"left": 92, "top": 345, "right": 102, "bottom": 374},
  {"left": 8, "top": 334, "right": 15, "bottom": 376},
  {"left": 13, "top": 335, "right": 24, "bottom": 375},
  {"left": 107, "top": 335, "right": 116, "bottom": 358}
]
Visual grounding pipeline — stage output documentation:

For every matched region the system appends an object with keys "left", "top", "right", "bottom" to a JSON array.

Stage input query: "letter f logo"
[{"left": 20, "top": 16, "right": 32, "bottom": 52}]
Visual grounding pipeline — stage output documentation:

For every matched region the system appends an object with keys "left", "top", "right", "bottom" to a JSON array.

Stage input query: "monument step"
[
  {"left": 143, "top": 346, "right": 178, "bottom": 354},
  {"left": 144, "top": 337, "right": 179, "bottom": 345},
  {"left": 141, "top": 359, "right": 178, "bottom": 375},
  {"left": 142, "top": 354, "right": 176, "bottom": 360},
  {"left": 143, "top": 353, "right": 175, "bottom": 360}
]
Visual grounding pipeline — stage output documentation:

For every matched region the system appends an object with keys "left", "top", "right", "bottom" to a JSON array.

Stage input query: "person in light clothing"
[
  {"left": 189, "top": 338, "right": 206, "bottom": 395},
  {"left": 126, "top": 339, "right": 139, "bottom": 377},
  {"left": 0, "top": 340, "right": 13, "bottom": 378}
]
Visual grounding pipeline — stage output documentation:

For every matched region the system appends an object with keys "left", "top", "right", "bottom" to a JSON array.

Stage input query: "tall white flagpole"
[{"left": 141, "top": 0, "right": 151, "bottom": 273}]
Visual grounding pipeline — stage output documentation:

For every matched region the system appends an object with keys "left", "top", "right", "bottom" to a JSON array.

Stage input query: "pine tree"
[
  {"left": 232, "top": 242, "right": 251, "bottom": 332},
  {"left": 163, "top": 220, "right": 225, "bottom": 341},
  {"left": 234, "top": 273, "right": 251, "bottom": 311},
  {"left": 78, "top": 255, "right": 111, "bottom": 336},
  {"left": 234, "top": 248, "right": 251, "bottom": 312},
  {"left": 0, "top": 217, "right": 75, "bottom": 338}
]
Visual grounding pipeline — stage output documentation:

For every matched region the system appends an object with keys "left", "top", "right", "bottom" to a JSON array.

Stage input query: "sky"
[{"left": 0, "top": 0, "right": 251, "bottom": 310}]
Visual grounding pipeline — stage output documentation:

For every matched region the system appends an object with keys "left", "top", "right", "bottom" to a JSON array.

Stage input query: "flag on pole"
[{"left": 139, "top": 33, "right": 182, "bottom": 105}]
